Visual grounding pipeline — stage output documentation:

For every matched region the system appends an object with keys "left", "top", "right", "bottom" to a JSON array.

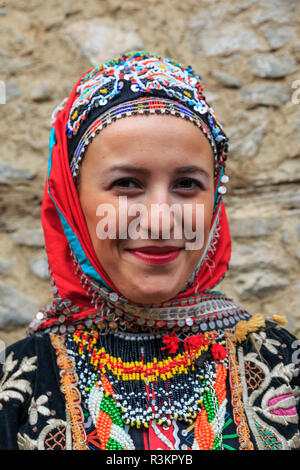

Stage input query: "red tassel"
[
  {"left": 161, "top": 331, "right": 180, "bottom": 354},
  {"left": 184, "top": 334, "right": 209, "bottom": 352},
  {"left": 211, "top": 343, "right": 227, "bottom": 361}
]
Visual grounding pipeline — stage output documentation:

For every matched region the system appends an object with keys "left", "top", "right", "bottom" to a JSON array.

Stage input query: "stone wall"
[{"left": 0, "top": 0, "right": 299, "bottom": 346}]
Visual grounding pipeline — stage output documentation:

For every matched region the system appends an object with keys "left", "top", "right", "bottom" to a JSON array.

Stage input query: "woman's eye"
[
  {"left": 174, "top": 178, "right": 203, "bottom": 190},
  {"left": 111, "top": 178, "right": 141, "bottom": 190}
]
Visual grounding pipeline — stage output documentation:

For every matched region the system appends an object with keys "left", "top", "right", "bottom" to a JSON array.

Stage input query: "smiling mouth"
[{"left": 125, "top": 246, "right": 184, "bottom": 265}]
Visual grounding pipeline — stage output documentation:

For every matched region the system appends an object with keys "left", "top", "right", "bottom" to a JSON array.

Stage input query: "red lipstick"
[{"left": 126, "top": 246, "right": 183, "bottom": 265}]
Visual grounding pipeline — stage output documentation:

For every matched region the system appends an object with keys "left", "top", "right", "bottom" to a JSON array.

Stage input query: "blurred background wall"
[{"left": 0, "top": 0, "right": 299, "bottom": 346}]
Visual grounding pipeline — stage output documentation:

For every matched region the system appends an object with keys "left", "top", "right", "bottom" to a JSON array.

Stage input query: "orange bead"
[
  {"left": 101, "top": 374, "right": 114, "bottom": 396},
  {"left": 96, "top": 410, "right": 113, "bottom": 450},
  {"left": 194, "top": 408, "right": 214, "bottom": 450}
]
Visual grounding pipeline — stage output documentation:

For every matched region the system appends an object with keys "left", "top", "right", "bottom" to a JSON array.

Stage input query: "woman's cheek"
[{"left": 183, "top": 197, "right": 213, "bottom": 252}]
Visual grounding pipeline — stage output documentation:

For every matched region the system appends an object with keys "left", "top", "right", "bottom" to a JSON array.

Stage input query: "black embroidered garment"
[{"left": 0, "top": 321, "right": 299, "bottom": 450}]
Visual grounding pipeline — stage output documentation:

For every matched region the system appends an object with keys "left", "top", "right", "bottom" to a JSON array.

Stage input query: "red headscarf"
[{"left": 29, "top": 53, "right": 232, "bottom": 333}]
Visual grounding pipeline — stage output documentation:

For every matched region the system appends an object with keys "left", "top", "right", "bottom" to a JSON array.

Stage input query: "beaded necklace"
[{"left": 65, "top": 327, "right": 228, "bottom": 450}]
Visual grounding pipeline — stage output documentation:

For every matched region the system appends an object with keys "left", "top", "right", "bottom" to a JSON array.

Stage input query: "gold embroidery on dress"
[
  {"left": 225, "top": 333, "right": 254, "bottom": 450},
  {"left": 238, "top": 349, "right": 300, "bottom": 450},
  {"left": 0, "top": 352, "right": 37, "bottom": 410},
  {"left": 17, "top": 432, "right": 37, "bottom": 450},
  {"left": 28, "top": 394, "right": 51, "bottom": 425},
  {"left": 17, "top": 418, "right": 72, "bottom": 450},
  {"left": 50, "top": 333, "right": 88, "bottom": 450},
  {"left": 38, "top": 418, "right": 72, "bottom": 450}
]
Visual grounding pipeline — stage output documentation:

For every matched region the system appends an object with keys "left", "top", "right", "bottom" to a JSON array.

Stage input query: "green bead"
[
  {"left": 212, "top": 436, "right": 221, "bottom": 450},
  {"left": 106, "top": 438, "right": 122, "bottom": 450},
  {"left": 100, "top": 395, "right": 124, "bottom": 427}
]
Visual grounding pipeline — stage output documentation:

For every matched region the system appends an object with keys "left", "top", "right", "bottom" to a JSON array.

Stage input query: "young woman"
[{"left": 0, "top": 51, "right": 299, "bottom": 450}]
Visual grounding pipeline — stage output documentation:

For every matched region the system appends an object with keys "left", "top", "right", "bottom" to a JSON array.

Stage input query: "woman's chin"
[{"left": 121, "top": 282, "right": 183, "bottom": 305}]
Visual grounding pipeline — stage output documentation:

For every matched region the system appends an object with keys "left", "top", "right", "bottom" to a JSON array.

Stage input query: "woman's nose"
[{"left": 139, "top": 190, "right": 177, "bottom": 240}]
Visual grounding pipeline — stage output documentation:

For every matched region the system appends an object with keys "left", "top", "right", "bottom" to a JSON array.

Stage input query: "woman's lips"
[{"left": 126, "top": 246, "right": 183, "bottom": 265}]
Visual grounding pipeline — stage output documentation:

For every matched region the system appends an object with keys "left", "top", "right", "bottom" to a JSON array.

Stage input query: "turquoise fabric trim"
[
  {"left": 48, "top": 127, "right": 56, "bottom": 179},
  {"left": 197, "top": 290, "right": 223, "bottom": 296},
  {"left": 47, "top": 128, "right": 112, "bottom": 291}
]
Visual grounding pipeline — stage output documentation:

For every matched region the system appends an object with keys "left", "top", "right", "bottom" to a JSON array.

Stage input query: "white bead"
[
  {"left": 199, "top": 105, "right": 208, "bottom": 115},
  {"left": 218, "top": 185, "right": 227, "bottom": 195},
  {"left": 109, "top": 293, "right": 118, "bottom": 302},
  {"left": 221, "top": 175, "right": 229, "bottom": 183},
  {"left": 131, "top": 84, "right": 139, "bottom": 92}
]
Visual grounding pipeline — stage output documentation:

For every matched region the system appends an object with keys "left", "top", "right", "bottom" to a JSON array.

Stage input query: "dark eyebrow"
[
  {"left": 106, "top": 164, "right": 210, "bottom": 178},
  {"left": 106, "top": 165, "right": 149, "bottom": 175},
  {"left": 173, "top": 166, "right": 210, "bottom": 179}
]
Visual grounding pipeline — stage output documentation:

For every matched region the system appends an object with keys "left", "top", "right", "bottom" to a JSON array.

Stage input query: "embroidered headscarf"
[{"left": 29, "top": 51, "right": 245, "bottom": 335}]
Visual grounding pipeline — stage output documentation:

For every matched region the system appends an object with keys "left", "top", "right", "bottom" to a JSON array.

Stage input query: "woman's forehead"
[
  {"left": 89, "top": 114, "right": 215, "bottom": 154},
  {"left": 83, "top": 116, "right": 215, "bottom": 176}
]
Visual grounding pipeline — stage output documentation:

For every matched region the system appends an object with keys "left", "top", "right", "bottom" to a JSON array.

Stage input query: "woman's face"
[{"left": 78, "top": 115, "right": 215, "bottom": 305}]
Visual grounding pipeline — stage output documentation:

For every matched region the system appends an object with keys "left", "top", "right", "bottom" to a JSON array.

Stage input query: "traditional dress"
[{"left": 0, "top": 51, "right": 299, "bottom": 450}]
